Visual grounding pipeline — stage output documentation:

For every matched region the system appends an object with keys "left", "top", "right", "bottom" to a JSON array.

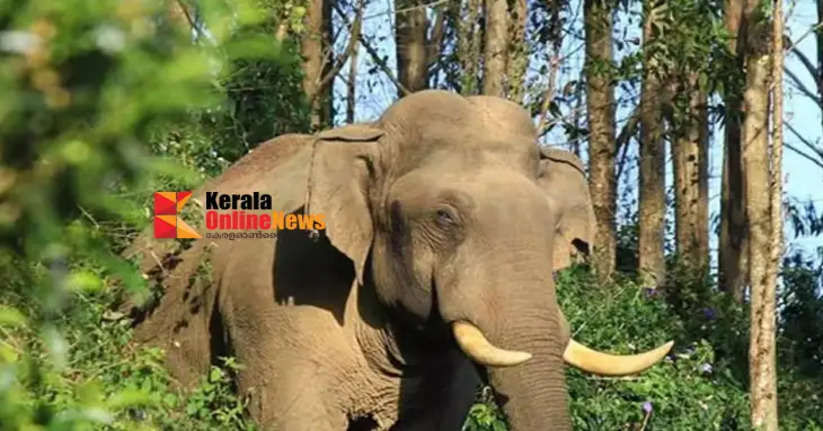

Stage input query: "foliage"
[
  {"left": 0, "top": 0, "right": 307, "bottom": 429},
  {"left": 786, "top": 198, "right": 823, "bottom": 238},
  {"left": 558, "top": 266, "right": 751, "bottom": 430},
  {"left": 776, "top": 251, "right": 823, "bottom": 429},
  {"left": 466, "top": 260, "right": 823, "bottom": 430},
  {"left": 463, "top": 388, "right": 508, "bottom": 431},
  {"left": 0, "top": 282, "right": 255, "bottom": 430}
]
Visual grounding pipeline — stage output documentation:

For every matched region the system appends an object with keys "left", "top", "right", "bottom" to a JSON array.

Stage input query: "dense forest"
[{"left": 1, "top": 0, "right": 822, "bottom": 429}]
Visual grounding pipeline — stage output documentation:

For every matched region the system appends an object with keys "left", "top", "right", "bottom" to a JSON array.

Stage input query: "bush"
[
  {"left": 0, "top": 281, "right": 255, "bottom": 430},
  {"left": 0, "top": 0, "right": 305, "bottom": 429},
  {"left": 466, "top": 259, "right": 823, "bottom": 430},
  {"left": 559, "top": 266, "right": 751, "bottom": 430}
]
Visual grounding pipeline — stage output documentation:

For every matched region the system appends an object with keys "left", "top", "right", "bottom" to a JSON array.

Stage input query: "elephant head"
[{"left": 250, "top": 90, "right": 671, "bottom": 429}]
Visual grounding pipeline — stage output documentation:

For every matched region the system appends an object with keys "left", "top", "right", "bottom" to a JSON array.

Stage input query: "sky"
[{"left": 330, "top": 0, "right": 823, "bottom": 269}]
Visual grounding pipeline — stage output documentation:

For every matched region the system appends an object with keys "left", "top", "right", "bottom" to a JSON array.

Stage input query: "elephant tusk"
[
  {"left": 563, "top": 339, "right": 674, "bottom": 376},
  {"left": 452, "top": 321, "right": 533, "bottom": 367}
]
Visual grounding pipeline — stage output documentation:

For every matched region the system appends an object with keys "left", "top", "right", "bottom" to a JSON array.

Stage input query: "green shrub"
[
  {"left": 0, "top": 0, "right": 303, "bottom": 429},
  {"left": 1, "top": 281, "right": 256, "bottom": 430},
  {"left": 558, "top": 266, "right": 751, "bottom": 430}
]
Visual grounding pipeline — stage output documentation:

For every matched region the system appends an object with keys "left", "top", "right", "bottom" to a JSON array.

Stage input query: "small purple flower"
[
  {"left": 642, "top": 401, "right": 653, "bottom": 414},
  {"left": 643, "top": 288, "right": 658, "bottom": 299},
  {"left": 700, "top": 363, "right": 713, "bottom": 374},
  {"left": 702, "top": 307, "right": 717, "bottom": 321}
]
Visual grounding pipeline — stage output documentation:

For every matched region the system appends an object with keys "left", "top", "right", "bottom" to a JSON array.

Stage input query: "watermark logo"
[
  {"left": 153, "top": 191, "right": 202, "bottom": 239},
  {"left": 152, "top": 191, "right": 325, "bottom": 240}
]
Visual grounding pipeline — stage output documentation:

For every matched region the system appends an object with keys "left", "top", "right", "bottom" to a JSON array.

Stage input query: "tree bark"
[
  {"left": 482, "top": 0, "right": 508, "bottom": 97},
  {"left": 720, "top": 0, "right": 748, "bottom": 302},
  {"left": 749, "top": 0, "right": 782, "bottom": 428},
  {"left": 347, "top": 41, "right": 359, "bottom": 123},
  {"left": 584, "top": 0, "right": 617, "bottom": 281},
  {"left": 458, "top": 0, "right": 482, "bottom": 95},
  {"left": 395, "top": 0, "right": 428, "bottom": 93},
  {"left": 301, "top": 0, "right": 333, "bottom": 129},
  {"left": 638, "top": 1, "right": 666, "bottom": 289},
  {"left": 507, "top": 0, "right": 528, "bottom": 102},
  {"left": 673, "top": 76, "right": 709, "bottom": 270}
]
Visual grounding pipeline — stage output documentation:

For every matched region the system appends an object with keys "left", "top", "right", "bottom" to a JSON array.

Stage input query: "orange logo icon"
[{"left": 153, "top": 191, "right": 201, "bottom": 239}]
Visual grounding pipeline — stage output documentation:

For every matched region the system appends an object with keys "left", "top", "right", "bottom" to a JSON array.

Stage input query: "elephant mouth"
[{"left": 451, "top": 320, "right": 674, "bottom": 375}]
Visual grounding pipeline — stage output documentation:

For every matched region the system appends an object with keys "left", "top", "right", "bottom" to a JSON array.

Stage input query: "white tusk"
[
  {"left": 563, "top": 339, "right": 674, "bottom": 376},
  {"left": 452, "top": 321, "right": 533, "bottom": 367}
]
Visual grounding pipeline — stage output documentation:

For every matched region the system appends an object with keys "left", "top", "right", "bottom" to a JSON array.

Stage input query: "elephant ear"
[
  {"left": 537, "top": 147, "right": 596, "bottom": 271},
  {"left": 307, "top": 124, "right": 385, "bottom": 284}
]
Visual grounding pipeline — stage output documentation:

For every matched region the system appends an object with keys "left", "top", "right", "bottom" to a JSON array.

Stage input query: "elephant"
[{"left": 127, "top": 90, "right": 673, "bottom": 430}]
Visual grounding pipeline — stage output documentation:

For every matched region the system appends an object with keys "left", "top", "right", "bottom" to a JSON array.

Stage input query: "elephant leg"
[{"left": 239, "top": 362, "right": 349, "bottom": 431}]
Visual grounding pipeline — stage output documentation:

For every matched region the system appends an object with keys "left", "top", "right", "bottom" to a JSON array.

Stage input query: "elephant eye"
[{"left": 435, "top": 208, "right": 456, "bottom": 227}]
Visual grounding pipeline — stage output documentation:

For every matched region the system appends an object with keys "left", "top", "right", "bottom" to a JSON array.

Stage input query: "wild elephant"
[{"left": 128, "top": 90, "right": 672, "bottom": 430}]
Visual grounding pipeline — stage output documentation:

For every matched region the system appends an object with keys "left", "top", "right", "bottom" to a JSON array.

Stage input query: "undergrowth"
[
  {"left": 3, "top": 256, "right": 822, "bottom": 430},
  {"left": 0, "top": 271, "right": 254, "bottom": 430}
]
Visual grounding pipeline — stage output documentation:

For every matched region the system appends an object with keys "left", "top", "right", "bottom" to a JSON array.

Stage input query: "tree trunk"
[
  {"left": 638, "top": 1, "right": 666, "bottom": 289},
  {"left": 458, "top": 0, "right": 482, "bottom": 95},
  {"left": 347, "top": 41, "right": 359, "bottom": 123},
  {"left": 301, "top": 0, "right": 332, "bottom": 129},
  {"left": 482, "top": 0, "right": 508, "bottom": 97},
  {"left": 507, "top": 0, "right": 528, "bottom": 102},
  {"left": 818, "top": 0, "right": 823, "bottom": 133},
  {"left": 719, "top": 0, "right": 748, "bottom": 302},
  {"left": 584, "top": 0, "right": 617, "bottom": 281},
  {"left": 749, "top": 0, "right": 782, "bottom": 428},
  {"left": 673, "top": 76, "right": 709, "bottom": 270},
  {"left": 396, "top": 0, "right": 428, "bottom": 93},
  {"left": 697, "top": 94, "right": 709, "bottom": 268}
]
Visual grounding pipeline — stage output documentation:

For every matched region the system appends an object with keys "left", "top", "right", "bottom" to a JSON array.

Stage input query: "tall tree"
[
  {"left": 301, "top": 0, "right": 333, "bottom": 129},
  {"left": 672, "top": 76, "right": 709, "bottom": 269},
  {"left": 458, "top": 0, "right": 482, "bottom": 94},
  {"left": 749, "top": 0, "right": 782, "bottom": 428},
  {"left": 483, "top": 0, "right": 508, "bottom": 96},
  {"left": 396, "top": 0, "right": 428, "bottom": 92},
  {"left": 507, "top": 0, "right": 529, "bottom": 102},
  {"left": 584, "top": 0, "right": 617, "bottom": 281},
  {"left": 719, "top": 0, "right": 748, "bottom": 302},
  {"left": 346, "top": 39, "right": 359, "bottom": 123},
  {"left": 638, "top": 0, "right": 667, "bottom": 289}
]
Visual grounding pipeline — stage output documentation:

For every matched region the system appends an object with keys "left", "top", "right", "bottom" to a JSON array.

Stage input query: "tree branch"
[
  {"left": 616, "top": 106, "right": 640, "bottom": 181},
  {"left": 785, "top": 142, "right": 823, "bottom": 170},
  {"left": 359, "top": 33, "right": 412, "bottom": 96},
  {"left": 616, "top": 106, "right": 640, "bottom": 152},
  {"left": 426, "top": 7, "right": 447, "bottom": 66},
  {"left": 786, "top": 35, "right": 818, "bottom": 81},
  {"left": 786, "top": 121, "right": 823, "bottom": 160},
  {"left": 785, "top": 22, "right": 823, "bottom": 55},
  {"left": 174, "top": 0, "right": 196, "bottom": 30},
  {"left": 784, "top": 65, "right": 822, "bottom": 106},
  {"left": 315, "top": 0, "right": 365, "bottom": 99},
  {"left": 330, "top": 0, "right": 409, "bottom": 97},
  {"left": 536, "top": 55, "right": 559, "bottom": 135},
  {"left": 362, "top": 0, "right": 449, "bottom": 20}
]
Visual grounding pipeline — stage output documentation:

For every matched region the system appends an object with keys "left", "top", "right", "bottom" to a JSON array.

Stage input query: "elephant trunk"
[
  {"left": 451, "top": 314, "right": 674, "bottom": 430},
  {"left": 483, "top": 311, "right": 571, "bottom": 430}
]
